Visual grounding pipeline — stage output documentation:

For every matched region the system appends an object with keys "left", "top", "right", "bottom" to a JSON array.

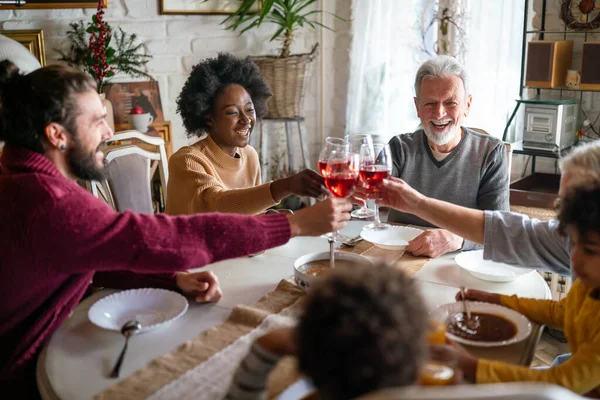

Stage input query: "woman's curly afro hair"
[{"left": 177, "top": 53, "right": 272, "bottom": 138}]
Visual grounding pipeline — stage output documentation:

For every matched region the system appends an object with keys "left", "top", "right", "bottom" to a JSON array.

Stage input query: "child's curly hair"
[
  {"left": 558, "top": 183, "right": 600, "bottom": 237},
  {"left": 297, "top": 263, "right": 428, "bottom": 399},
  {"left": 176, "top": 53, "right": 272, "bottom": 138}
]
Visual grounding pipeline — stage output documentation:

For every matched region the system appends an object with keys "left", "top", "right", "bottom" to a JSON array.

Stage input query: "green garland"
[{"left": 56, "top": 4, "right": 152, "bottom": 92}]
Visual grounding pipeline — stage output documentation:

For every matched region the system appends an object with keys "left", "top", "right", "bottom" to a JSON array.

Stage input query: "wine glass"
[
  {"left": 360, "top": 143, "right": 393, "bottom": 231},
  {"left": 344, "top": 134, "right": 375, "bottom": 219},
  {"left": 322, "top": 148, "right": 359, "bottom": 241},
  {"left": 318, "top": 137, "right": 347, "bottom": 176}
]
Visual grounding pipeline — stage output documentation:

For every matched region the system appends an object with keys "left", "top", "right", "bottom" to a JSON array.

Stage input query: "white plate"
[
  {"left": 360, "top": 226, "right": 424, "bottom": 250},
  {"left": 430, "top": 301, "right": 532, "bottom": 347},
  {"left": 455, "top": 250, "right": 535, "bottom": 282},
  {"left": 88, "top": 288, "right": 189, "bottom": 333}
]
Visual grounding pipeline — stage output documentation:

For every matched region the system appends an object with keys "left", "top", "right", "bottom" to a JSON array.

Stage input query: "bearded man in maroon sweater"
[{"left": 0, "top": 60, "right": 351, "bottom": 397}]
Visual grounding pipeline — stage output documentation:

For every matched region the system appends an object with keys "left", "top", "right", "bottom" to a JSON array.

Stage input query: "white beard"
[{"left": 423, "top": 122, "right": 458, "bottom": 146}]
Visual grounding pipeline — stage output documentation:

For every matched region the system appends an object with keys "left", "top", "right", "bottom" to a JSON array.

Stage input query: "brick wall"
[{"left": 0, "top": 0, "right": 352, "bottom": 173}]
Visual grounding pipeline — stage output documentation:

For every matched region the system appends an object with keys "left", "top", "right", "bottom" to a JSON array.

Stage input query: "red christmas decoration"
[
  {"left": 88, "top": 2, "right": 115, "bottom": 92},
  {"left": 130, "top": 106, "right": 144, "bottom": 115}
]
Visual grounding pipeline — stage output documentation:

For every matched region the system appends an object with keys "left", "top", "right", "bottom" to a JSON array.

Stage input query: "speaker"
[
  {"left": 525, "top": 40, "right": 573, "bottom": 88},
  {"left": 580, "top": 42, "right": 600, "bottom": 90}
]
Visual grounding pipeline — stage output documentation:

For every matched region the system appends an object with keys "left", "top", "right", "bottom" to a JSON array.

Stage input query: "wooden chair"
[{"left": 87, "top": 130, "right": 169, "bottom": 213}]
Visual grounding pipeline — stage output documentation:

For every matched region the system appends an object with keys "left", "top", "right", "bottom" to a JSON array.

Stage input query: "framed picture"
[
  {"left": 160, "top": 0, "right": 260, "bottom": 15},
  {"left": 1, "top": 0, "right": 107, "bottom": 9},
  {"left": 1, "top": 29, "right": 47, "bottom": 66},
  {"left": 103, "top": 81, "right": 165, "bottom": 126}
]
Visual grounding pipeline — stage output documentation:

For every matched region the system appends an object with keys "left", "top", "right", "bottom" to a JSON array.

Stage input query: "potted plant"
[
  {"left": 56, "top": 2, "right": 153, "bottom": 129},
  {"left": 222, "top": 0, "right": 342, "bottom": 119}
]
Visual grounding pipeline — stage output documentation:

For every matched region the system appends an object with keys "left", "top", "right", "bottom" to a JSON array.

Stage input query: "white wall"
[{"left": 0, "top": 0, "right": 352, "bottom": 174}]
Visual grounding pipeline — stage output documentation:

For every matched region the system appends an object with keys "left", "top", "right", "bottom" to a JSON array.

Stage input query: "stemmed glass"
[
  {"left": 360, "top": 143, "right": 393, "bottom": 231},
  {"left": 318, "top": 137, "right": 347, "bottom": 176},
  {"left": 344, "top": 134, "right": 375, "bottom": 219},
  {"left": 322, "top": 148, "right": 359, "bottom": 241}
]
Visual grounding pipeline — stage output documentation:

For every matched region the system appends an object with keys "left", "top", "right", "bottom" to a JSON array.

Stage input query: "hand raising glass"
[
  {"left": 360, "top": 143, "right": 393, "bottom": 231},
  {"left": 345, "top": 134, "right": 375, "bottom": 219}
]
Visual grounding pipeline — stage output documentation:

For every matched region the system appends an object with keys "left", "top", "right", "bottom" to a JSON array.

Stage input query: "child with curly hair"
[
  {"left": 450, "top": 183, "right": 600, "bottom": 397},
  {"left": 226, "top": 263, "right": 430, "bottom": 400},
  {"left": 167, "top": 53, "right": 324, "bottom": 216}
]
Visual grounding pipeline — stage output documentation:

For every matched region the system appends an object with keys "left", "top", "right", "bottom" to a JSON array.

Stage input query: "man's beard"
[
  {"left": 68, "top": 132, "right": 106, "bottom": 181},
  {"left": 423, "top": 120, "right": 459, "bottom": 147}
]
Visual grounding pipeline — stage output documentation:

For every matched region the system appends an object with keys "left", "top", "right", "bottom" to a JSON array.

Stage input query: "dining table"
[{"left": 37, "top": 221, "right": 552, "bottom": 400}]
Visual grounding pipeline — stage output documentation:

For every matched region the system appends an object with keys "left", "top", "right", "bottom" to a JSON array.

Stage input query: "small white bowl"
[{"left": 293, "top": 251, "right": 372, "bottom": 290}]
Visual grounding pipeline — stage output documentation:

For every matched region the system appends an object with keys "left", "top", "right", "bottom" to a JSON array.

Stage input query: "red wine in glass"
[
  {"left": 325, "top": 174, "right": 358, "bottom": 198},
  {"left": 359, "top": 165, "right": 390, "bottom": 192},
  {"left": 318, "top": 160, "right": 328, "bottom": 176}
]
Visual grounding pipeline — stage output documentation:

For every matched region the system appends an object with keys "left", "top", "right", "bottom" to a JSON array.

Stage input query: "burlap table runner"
[
  {"left": 95, "top": 280, "right": 305, "bottom": 400},
  {"left": 97, "top": 240, "right": 431, "bottom": 399}
]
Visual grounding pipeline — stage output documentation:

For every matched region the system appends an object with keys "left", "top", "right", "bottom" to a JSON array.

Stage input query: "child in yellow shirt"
[{"left": 453, "top": 184, "right": 600, "bottom": 397}]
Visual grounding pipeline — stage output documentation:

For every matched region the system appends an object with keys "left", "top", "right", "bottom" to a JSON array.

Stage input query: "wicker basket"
[{"left": 252, "top": 44, "right": 318, "bottom": 119}]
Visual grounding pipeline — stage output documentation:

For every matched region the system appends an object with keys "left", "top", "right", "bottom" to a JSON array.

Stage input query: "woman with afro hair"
[{"left": 166, "top": 53, "right": 324, "bottom": 215}]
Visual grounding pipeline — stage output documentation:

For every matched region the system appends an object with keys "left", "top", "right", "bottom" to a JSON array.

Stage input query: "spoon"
[
  {"left": 109, "top": 320, "right": 141, "bottom": 378},
  {"left": 459, "top": 287, "right": 476, "bottom": 329}
]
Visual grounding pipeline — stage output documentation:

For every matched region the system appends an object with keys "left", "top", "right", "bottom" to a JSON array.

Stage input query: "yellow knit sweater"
[
  {"left": 165, "top": 135, "right": 276, "bottom": 215},
  {"left": 477, "top": 279, "right": 600, "bottom": 396}
]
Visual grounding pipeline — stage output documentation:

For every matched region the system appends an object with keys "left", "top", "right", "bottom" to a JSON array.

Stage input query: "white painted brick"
[
  {"left": 116, "top": 21, "right": 166, "bottom": 38},
  {"left": 191, "top": 35, "right": 250, "bottom": 54},
  {"left": 2, "top": 20, "right": 72, "bottom": 37},
  {"left": 0, "top": 0, "right": 352, "bottom": 161},
  {"left": 146, "top": 39, "right": 192, "bottom": 56},
  {"left": 166, "top": 18, "right": 225, "bottom": 37},
  {"left": 0, "top": 10, "right": 16, "bottom": 21},
  {"left": 146, "top": 55, "right": 180, "bottom": 74},
  {"left": 151, "top": 74, "right": 170, "bottom": 112},
  {"left": 12, "top": 9, "right": 84, "bottom": 20}
]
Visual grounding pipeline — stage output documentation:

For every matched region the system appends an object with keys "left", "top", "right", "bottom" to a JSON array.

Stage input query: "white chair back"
[{"left": 89, "top": 130, "right": 169, "bottom": 213}]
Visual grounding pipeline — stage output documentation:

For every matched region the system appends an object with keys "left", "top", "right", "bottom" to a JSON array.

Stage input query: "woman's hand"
[
  {"left": 455, "top": 288, "right": 501, "bottom": 305},
  {"left": 175, "top": 271, "right": 223, "bottom": 303},
  {"left": 271, "top": 169, "right": 325, "bottom": 201},
  {"left": 287, "top": 197, "right": 352, "bottom": 237}
]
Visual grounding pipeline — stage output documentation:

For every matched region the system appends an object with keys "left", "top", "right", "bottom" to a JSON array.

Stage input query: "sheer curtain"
[
  {"left": 345, "top": 0, "right": 429, "bottom": 141},
  {"left": 346, "top": 0, "right": 525, "bottom": 141},
  {"left": 463, "top": 0, "right": 525, "bottom": 139}
]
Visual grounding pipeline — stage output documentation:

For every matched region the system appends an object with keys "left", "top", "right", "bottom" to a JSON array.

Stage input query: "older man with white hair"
[{"left": 387, "top": 55, "right": 509, "bottom": 258}]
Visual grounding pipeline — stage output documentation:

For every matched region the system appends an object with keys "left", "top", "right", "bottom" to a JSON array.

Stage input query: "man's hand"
[
  {"left": 175, "top": 271, "right": 223, "bottom": 303},
  {"left": 271, "top": 169, "right": 325, "bottom": 201},
  {"left": 379, "top": 177, "right": 425, "bottom": 214},
  {"left": 287, "top": 197, "right": 352, "bottom": 237},
  {"left": 455, "top": 288, "right": 501, "bottom": 305},
  {"left": 256, "top": 327, "right": 297, "bottom": 356},
  {"left": 407, "top": 229, "right": 463, "bottom": 258}
]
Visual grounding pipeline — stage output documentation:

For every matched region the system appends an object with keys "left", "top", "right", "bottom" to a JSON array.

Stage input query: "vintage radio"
[
  {"left": 580, "top": 42, "right": 600, "bottom": 90},
  {"left": 525, "top": 40, "right": 573, "bottom": 88},
  {"left": 522, "top": 100, "right": 579, "bottom": 152}
]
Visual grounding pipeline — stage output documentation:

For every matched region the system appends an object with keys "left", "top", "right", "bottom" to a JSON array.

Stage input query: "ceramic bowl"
[{"left": 293, "top": 251, "right": 372, "bottom": 290}]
